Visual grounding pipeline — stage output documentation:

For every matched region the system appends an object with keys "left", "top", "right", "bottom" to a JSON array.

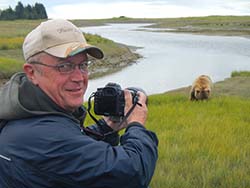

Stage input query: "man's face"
[{"left": 31, "top": 53, "right": 89, "bottom": 112}]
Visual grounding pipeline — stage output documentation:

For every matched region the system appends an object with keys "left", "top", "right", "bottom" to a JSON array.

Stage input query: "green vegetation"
[
  {"left": 0, "top": 20, "right": 42, "bottom": 37},
  {"left": 149, "top": 15, "right": 250, "bottom": 28},
  {"left": 148, "top": 94, "right": 250, "bottom": 188},
  {"left": 0, "top": 57, "right": 23, "bottom": 78},
  {"left": 0, "top": 1, "right": 47, "bottom": 20},
  {"left": 231, "top": 71, "right": 250, "bottom": 77},
  {"left": 0, "top": 37, "right": 24, "bottom": 50}
]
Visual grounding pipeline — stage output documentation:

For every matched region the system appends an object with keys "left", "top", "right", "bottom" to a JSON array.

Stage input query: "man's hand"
[{"left": 104, "top": 90, "right": 148, "bottom": 131}]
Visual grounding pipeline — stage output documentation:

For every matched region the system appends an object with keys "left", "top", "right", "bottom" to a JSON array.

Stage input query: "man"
[{"left": 0, "top": 19, "right": 158, "bottom": 188}]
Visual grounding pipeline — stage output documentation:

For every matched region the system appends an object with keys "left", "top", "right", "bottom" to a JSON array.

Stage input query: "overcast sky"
[{"left": 1, "top": 0, "right": 250, "bottom": 19}]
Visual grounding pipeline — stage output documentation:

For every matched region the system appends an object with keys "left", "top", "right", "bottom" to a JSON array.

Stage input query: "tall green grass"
[
  {"left": 84, "top": 33, "right": 124, "bottom": 55},
  {"left": 0, "top": 57, "right": 23, "bottom": 78},
  {"left": 231, "top": 71, "right": 250, "bottom": 77},
  {"left": 147, "top": 94, "right": 250, "bottom": 188},
  {"left": 0, "top": 37, "right": 24, "bottom": 50},
  {"left": 0, "top": 20, "right": 42, "bottom": 37}
]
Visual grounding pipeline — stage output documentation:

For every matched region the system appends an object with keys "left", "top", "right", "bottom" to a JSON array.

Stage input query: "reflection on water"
[{"left": 81, "top": 23, "right": 250, "bottom": 99}]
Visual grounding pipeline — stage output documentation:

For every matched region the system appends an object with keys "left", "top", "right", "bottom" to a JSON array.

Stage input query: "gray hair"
[{"left": 26, "top": 52, "right": 47, "bottom": 75}]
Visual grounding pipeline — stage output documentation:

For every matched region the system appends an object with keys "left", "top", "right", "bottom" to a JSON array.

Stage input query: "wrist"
[{"left": 126, "top": 122, "right": 145, "bottom": 131}]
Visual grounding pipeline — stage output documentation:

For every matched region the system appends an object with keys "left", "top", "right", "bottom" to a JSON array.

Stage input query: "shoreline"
[
  {"left": 88, "top": 43, "right": 142, "bottom": 79},
  {"left": 137, "top": 27, "right": 250, "bottom": 39}
]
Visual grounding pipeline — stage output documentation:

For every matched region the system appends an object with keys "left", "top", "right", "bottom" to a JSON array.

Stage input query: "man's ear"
[{"left": 23, "top": 63, "right": 39, "bottom": 85}]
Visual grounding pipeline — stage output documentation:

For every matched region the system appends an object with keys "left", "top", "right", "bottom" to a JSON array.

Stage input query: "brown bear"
[{"left": 190, "top": 75, "right": 213, "bottom": 101}]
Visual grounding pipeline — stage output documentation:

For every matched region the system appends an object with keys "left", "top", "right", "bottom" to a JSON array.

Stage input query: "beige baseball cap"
[{"left": 23, "top": 19, "right": 104, "bottom": 61}]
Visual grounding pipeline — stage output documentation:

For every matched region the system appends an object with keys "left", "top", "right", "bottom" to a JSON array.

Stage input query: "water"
[{"left": 81, "top": 23, "right": 250, "bottom": 99}]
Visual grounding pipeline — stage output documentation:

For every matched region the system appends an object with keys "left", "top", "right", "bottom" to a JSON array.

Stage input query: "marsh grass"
[
  {"left": 0, "top": 57, "right": 23, "bottom": 78},
  {"left": 231, "top": 71, "right": 250, "bottom": 77},
  {"left": 0, "top": 37, "right": 24, "bottom": 50},
  {"left": 146, "top": 16, "right": 250, "bottom": 36},
  {"left": 0, "top": 20, "right": 42, "bottom": 37},
  {"left": 147, "top": 94, "right": 250, "bottom": 188}
]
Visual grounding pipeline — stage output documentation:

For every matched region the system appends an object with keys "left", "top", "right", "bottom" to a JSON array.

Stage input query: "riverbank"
[
  {"left": 143, "top": 16, "right": 250, "bottom": 38},
  {"left": 88, "top": 43, "right": 141, "bottom": 79},
  {"left": 73, "top": 16, "right": 250, "bottom": 38}
]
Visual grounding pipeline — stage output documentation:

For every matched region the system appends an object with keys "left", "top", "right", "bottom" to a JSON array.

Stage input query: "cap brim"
[{"left": 44, "top": 42, "right": 104, "bottom": 59}]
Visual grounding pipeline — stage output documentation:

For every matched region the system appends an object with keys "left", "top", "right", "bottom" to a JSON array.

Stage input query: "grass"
[
  {"left": 231, "top": 71, "right": 250, "bottom": 77},
  {"left": 147, "top": 94, "right": 250, "bottom": 188},
  {"left": 0, "top": 37, "right": 24, "bottom": 50},
  {"left": 0, "top": 20, "right": 43, "bottom": 38},
  {"left": 0, "top": 57, "right": 23, "bottom": 78}
]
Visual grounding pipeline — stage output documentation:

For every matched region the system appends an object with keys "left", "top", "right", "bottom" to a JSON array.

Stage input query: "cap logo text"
[{"left": 57, "top": 28, "right": 79, "bottom": 34}]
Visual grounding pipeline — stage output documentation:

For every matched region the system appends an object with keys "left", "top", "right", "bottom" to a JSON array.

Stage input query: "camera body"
[
  {"left": 94, "top": 83, "right": 125, "bottom": 117},
  {"left": 93, "top": 83, "right": 145, "bottom": 120}
]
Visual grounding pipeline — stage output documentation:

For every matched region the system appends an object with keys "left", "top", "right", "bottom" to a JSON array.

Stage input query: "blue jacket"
[{"left": 0, "top": 73, "right": 158, "bottom": 188}]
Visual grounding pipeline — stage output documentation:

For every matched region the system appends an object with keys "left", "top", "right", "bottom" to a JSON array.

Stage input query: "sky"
[{"left": 0, "top": 0, "right": 250, "bottom": 19}]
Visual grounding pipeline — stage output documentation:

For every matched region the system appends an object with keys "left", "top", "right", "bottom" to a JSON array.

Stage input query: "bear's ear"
[{"left": 190, "top": 90, "right": 196, "bottom": 101}]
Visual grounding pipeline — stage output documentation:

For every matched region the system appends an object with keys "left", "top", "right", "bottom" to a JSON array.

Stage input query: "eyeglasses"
[{"left": 30, "top": 61, "right": 90, "bottom": 74}]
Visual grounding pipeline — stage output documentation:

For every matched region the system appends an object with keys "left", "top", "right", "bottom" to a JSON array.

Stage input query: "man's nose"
[{"left": 71, "top": 66, "right": 85, "bottom": 81}]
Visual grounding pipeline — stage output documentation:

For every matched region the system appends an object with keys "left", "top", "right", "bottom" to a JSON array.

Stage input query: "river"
[{"left": 81, "top": 23, "right": 250, "bottom": 99}]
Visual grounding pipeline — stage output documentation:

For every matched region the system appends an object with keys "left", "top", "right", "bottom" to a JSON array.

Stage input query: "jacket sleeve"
[
  {"left": 119, "top": 123, "right": 159, "bottom": 187},
  {"left": 30, "top": 118, "right": 158, "bottom": 188}
]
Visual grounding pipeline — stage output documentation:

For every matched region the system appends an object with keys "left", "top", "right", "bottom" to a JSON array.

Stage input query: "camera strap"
[
  {"left": 115, "top": 94, "right": 141, "bottom": 127},
  {"left": 87, "top": 92, "right": 101, "bottom": 126}
]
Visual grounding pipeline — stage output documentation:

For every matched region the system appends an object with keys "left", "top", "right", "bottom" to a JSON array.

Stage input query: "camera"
[
  {"left": 94, "top": 83, "right": 125, "bottom": 117},
  {"left": 93, "top": 83, "right": 146, "bottom": 119}
]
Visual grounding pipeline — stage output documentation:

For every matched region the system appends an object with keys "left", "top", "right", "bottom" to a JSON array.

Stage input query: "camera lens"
[{"left": 127, "top": 87, "right": 148, "bottom": 105}]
